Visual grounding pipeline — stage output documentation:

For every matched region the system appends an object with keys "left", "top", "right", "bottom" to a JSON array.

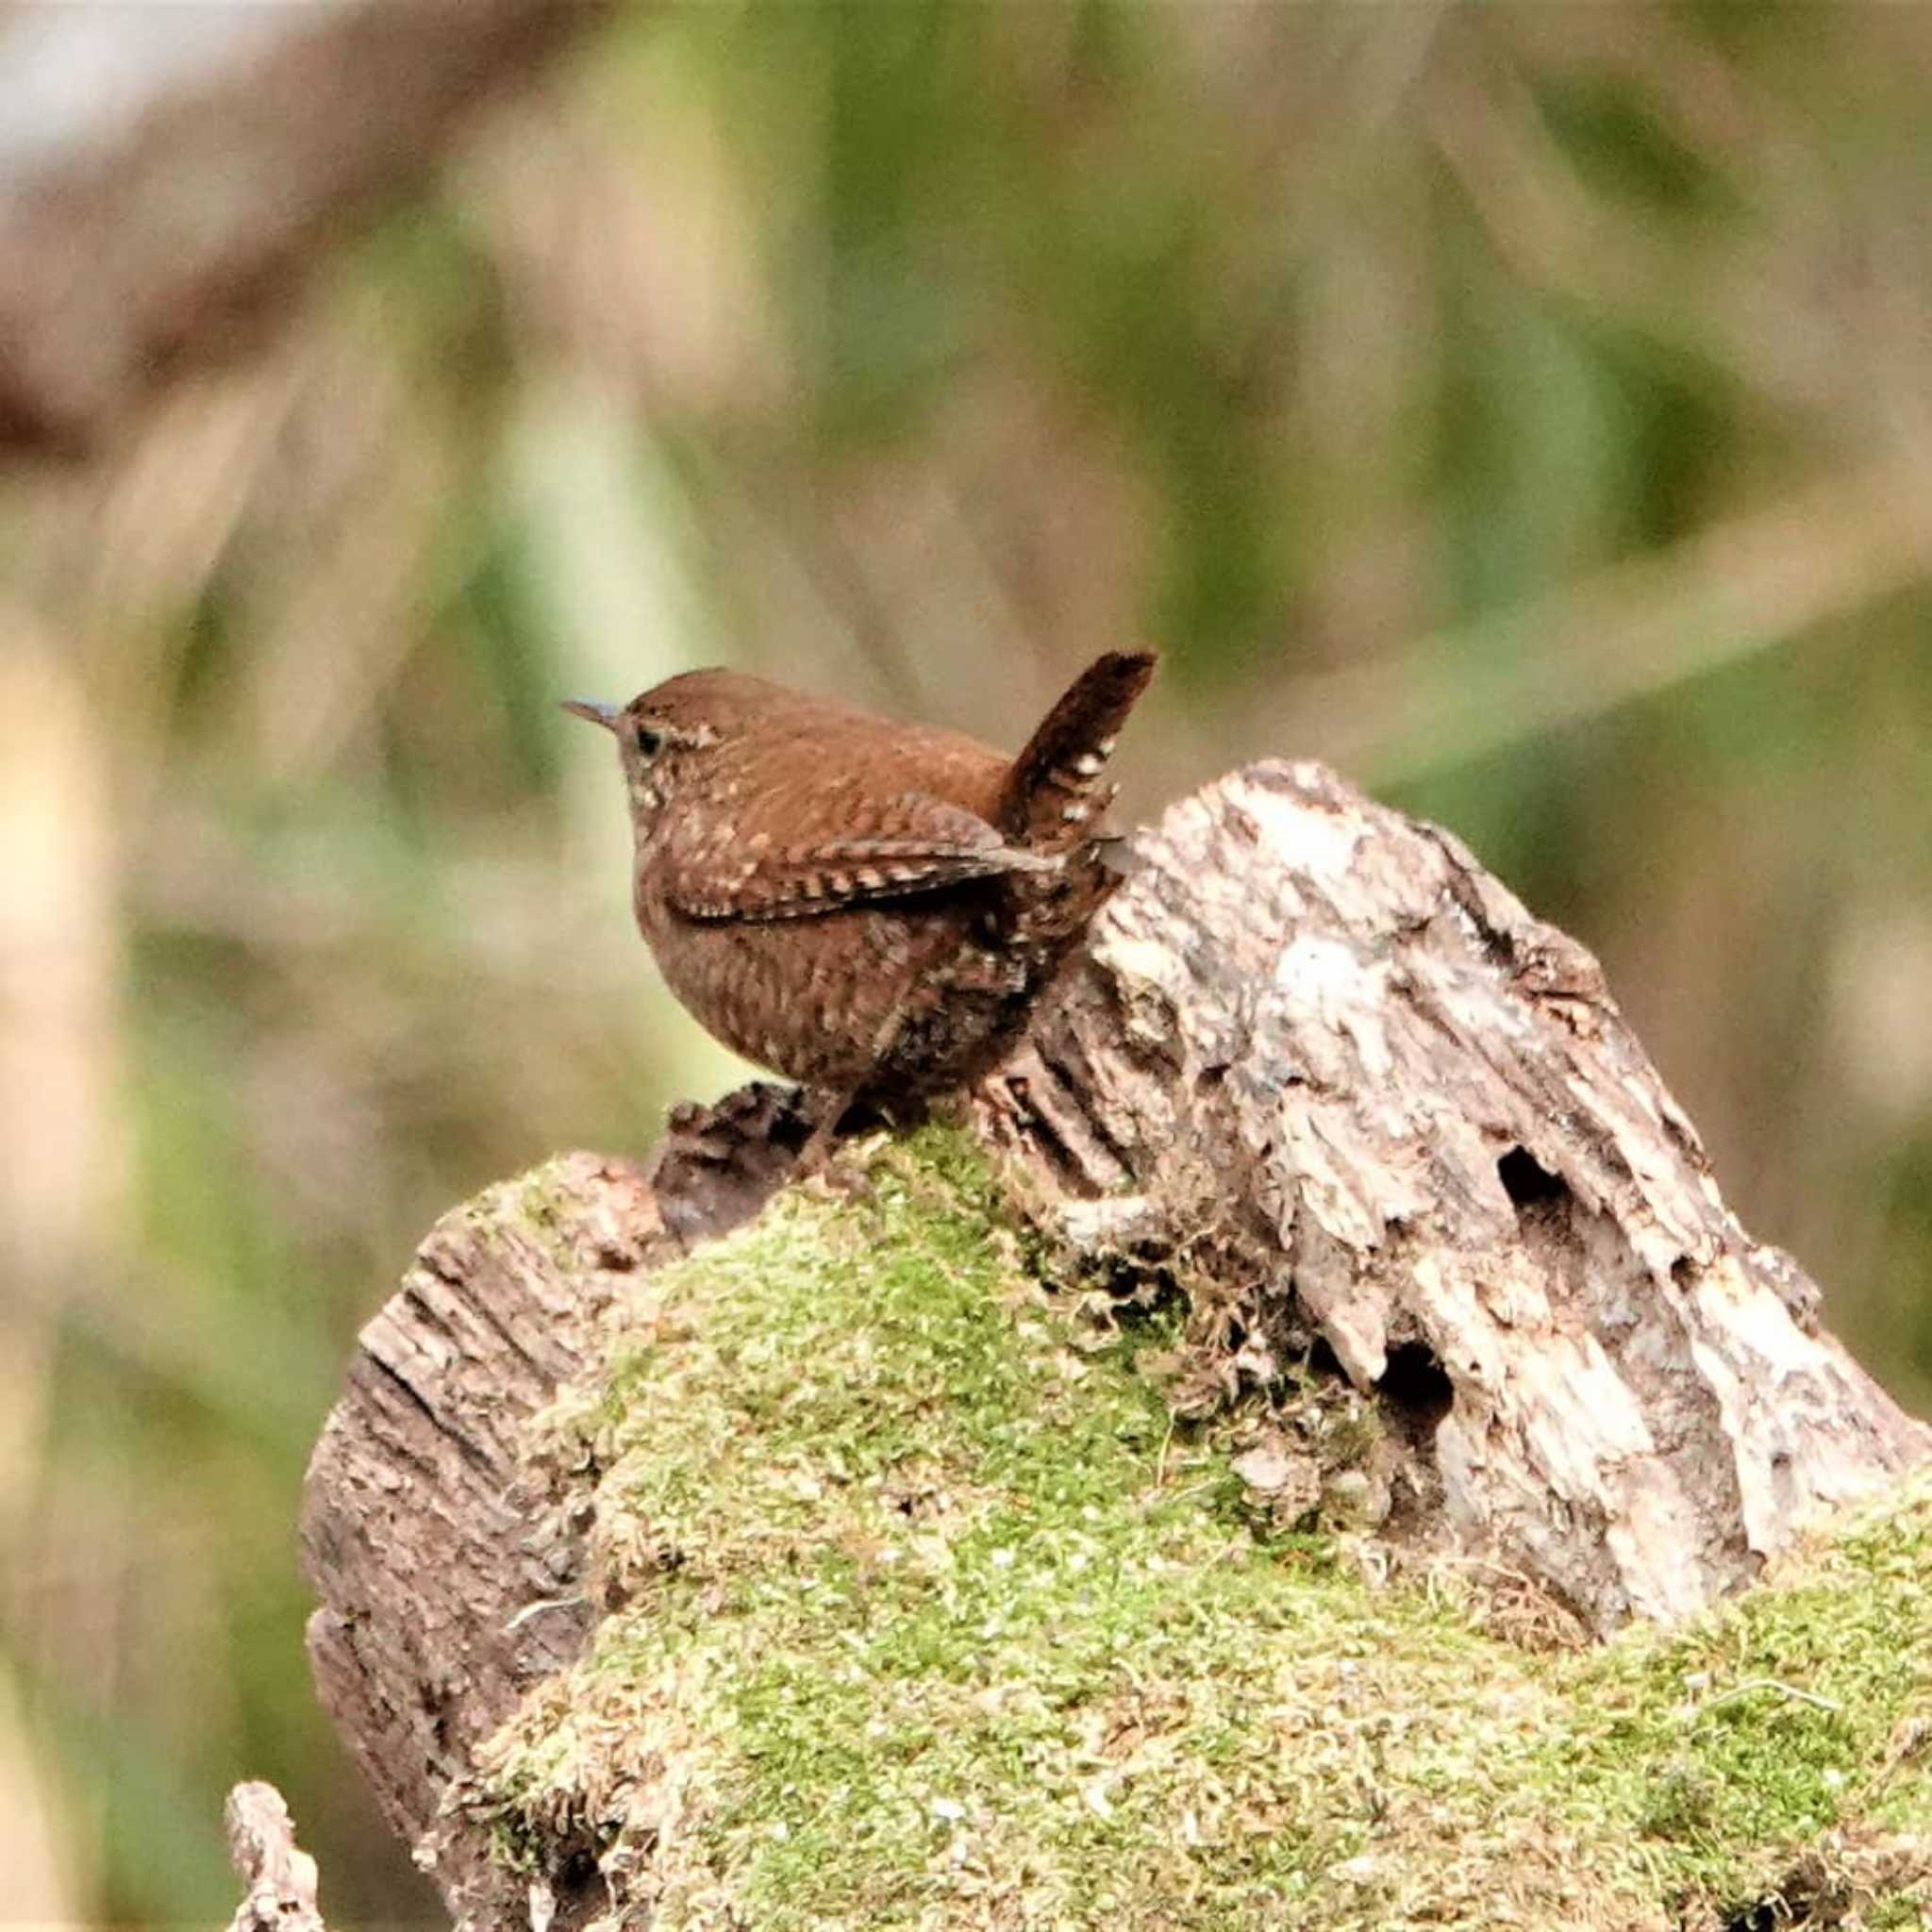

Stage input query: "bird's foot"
[{"left": 790, "top": 1089, "right": 895, "bottom": 1198}]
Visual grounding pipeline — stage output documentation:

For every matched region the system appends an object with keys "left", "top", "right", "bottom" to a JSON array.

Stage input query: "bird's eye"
[{"left": 635, "top": 723, "right": 663, "bottom": 757}]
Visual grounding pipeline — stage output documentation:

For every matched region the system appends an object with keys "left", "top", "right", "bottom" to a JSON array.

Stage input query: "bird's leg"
[
  {"left": 794, "top": 1086, "right": 863, "bottom": 1177},
  {"left": 791, "top": 1088, "right": 913, "bottom": 1203},
  {"left": 791, "top": 980, "right": 958, "bottom": 1182}
]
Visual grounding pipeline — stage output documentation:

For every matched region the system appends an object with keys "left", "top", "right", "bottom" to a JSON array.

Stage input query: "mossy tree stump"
[{"left": 301, "top": 762, "right": 1932, "bottom": 1929}]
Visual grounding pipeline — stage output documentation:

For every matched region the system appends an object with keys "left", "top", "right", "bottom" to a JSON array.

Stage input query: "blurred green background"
[{"left": 4, "top": 4, "right": 1931, "bottom": 1924}]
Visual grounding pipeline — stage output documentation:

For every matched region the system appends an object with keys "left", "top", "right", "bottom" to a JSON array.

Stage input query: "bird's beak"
[{"left": 560, "top": 698, "right": 621, "bottom": 732}]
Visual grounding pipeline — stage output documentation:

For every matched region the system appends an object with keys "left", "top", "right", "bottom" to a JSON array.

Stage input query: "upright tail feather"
[{"left": 997, "top": 650, "right": 1158, "bottom": 852}]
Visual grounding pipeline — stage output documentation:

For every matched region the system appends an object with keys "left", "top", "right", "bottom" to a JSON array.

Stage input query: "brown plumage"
[{"left": 566, "top": 651, "right": 1156, "bottom": 1137}]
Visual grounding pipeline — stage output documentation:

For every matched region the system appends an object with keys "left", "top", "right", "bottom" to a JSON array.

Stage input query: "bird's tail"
[{"left": 997, "top": 650, "right": 1158, "bottom": 853}]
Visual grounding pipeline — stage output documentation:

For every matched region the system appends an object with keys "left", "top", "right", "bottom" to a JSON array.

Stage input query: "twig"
[
  {"left": 1701, "top": 1677, "right": 1843, "bottom": 1718},
  {"left": 224, "top": 1781, "right": 327, "bottom": 1932}
]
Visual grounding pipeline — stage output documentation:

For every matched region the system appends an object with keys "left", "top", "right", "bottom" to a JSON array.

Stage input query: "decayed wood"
[
  {"left": 982, "top": 759, "right": 1929, "bottom": 1631},
  {"left": 299, "top": 759, "right": 1929, "bottom": 1922}
]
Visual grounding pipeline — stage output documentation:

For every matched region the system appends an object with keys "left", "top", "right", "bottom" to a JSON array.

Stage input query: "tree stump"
[
  {"left": 979, "top": 760, "right": 1924, "bottom": 1629},
  {"left": 300, "top": 759, "right": 1930, "bottom": 1929}
]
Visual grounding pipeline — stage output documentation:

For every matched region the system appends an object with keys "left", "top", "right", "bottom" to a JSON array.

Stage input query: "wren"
[{"left": 565, "top": 651, "right": 1156, "bottom": 1158}]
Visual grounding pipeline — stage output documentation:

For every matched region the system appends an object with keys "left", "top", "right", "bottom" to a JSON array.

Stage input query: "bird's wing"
[{"left": 662, "top": 790, "right": 1054, "bottom": 923}]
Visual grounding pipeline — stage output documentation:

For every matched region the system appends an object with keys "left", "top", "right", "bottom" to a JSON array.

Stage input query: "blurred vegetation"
[{"left": 2, "top": 4, "right": 1929, "bottom": 1924}]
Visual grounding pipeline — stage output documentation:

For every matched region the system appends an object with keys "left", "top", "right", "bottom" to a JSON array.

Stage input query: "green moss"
[{"left": 474, "top": 1129, "right": 1932, "bottom": 1930}]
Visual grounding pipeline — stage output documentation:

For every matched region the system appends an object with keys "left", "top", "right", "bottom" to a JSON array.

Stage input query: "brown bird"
[{"left": 565, "top": 651, "right": 1156, "bottom": 1161}]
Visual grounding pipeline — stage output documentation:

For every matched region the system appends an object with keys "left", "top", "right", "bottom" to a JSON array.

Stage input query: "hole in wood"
[
  {"left": 1497, "top": 1145, "right": 1568, "bottom": 1211},
  {"left": 1306, "top": 1333, "right": 1344, "bottom": 1381},
  {"left": 1721, "top": 1893, "right": 1824, "bottom": 1932},
  {"left": 1375, "top": 1340, "right": 1454, "bottom": 1442},
  {"left": 551, "top": 1836, "right": 607, "bottom": 1920}
]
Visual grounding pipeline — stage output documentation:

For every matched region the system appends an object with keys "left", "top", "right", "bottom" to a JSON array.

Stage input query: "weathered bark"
[
  {"left": 300, "top": 759, "right": 1929, "bottom": 1924},
  {"left": 979, "top": 760, "right": 1930, "bottom": 1630},
  {"left": 301, "top": 1151, "right": 647, "bottom": 1927},
  {"left": 302, "top": 1088, "right": 815, "bottom": 1927},
  {"left": 0, "top": 0, "right": 608, "bottom": 456}
]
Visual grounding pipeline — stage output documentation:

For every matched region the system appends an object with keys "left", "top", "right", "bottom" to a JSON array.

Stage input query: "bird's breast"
[{"left": 630, "top": 877, "right": 975, "bottom": 1091}]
